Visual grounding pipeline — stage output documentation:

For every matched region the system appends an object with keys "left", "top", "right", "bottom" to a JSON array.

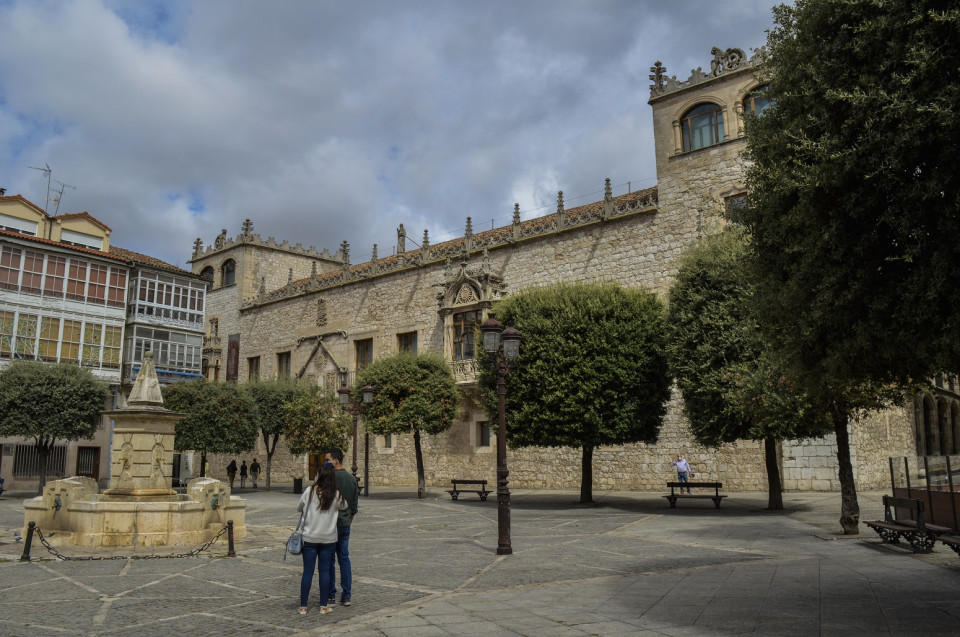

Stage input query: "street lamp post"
[
  {"left": 337, "top": 378, "right": 374, "bottom": 486},
  {"left": 481, "top": 313, "right": 521, "bottom": 556}
]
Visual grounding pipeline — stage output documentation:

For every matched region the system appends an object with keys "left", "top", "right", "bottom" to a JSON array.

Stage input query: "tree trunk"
[
  {"left": 764, "top": 436, "right": 783, "bottom": 510},
  {"left": 36, "top": 439, "right": 51, "bottom": 495},
  {"left": 414, "top": 428, "right": 425, "bottom": 499},
  {"left": 833, "top": 405, "right": 860, "bottom": 534},
  {"left": 265, "top": 431, "right": 279, "bottom": 492},
  {"left": 580, "top": 444, "right": 594, "bottom": 504}
]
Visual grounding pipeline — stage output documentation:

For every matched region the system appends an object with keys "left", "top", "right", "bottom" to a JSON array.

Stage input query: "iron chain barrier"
[{"left": 20, "top": 520, "right": 236, "bottom": 561}]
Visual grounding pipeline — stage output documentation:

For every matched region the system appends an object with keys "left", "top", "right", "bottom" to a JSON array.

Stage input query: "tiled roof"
[
  {"left": 51, "top": 211, "right": 112, "bottom": 232},
  {"left": 0, "top": 228, "right": 125, "bottom": 262},
  {"left": 109, "top": 245, "right": 195, "bottom": 275}
]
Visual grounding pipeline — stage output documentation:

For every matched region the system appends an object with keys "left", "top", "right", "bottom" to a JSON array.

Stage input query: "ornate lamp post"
[
  {"left": 337, "top": 377, "right": 374, "bottom": 486},
  {"left": 481, "top": 313, "right": 521, "bottom": 555}
]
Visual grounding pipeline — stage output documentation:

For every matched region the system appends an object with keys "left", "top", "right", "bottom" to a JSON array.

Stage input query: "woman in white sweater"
[{"left": 297, "top": 464, "right": 347, "bottom": 615}]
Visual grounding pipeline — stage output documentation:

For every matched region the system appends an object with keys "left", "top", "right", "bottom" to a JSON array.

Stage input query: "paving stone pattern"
[{"left": 1, "top": 487, "right": 960, "bottom": 636}]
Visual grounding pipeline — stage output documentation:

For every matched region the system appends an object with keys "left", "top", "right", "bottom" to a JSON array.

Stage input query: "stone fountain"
[{"left": 23, "top": 353, "right": 246, "bottom": 547}]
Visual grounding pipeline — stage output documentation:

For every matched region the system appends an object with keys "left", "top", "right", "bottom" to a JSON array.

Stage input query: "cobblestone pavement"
[{"left": 1, "top": 486, "right": 959, "bottom": 636}]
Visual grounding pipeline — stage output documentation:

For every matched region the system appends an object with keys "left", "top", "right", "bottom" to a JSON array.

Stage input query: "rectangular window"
[
  {"left": 139, "top": 278, "right": 155, "bottom": 303},
  {"left": 477, "top": 421, "right": 491, "bottom": 447},
  {"left": 398, "top": 331, "right": 418, "bottom": 355},
  {"left": 13, "top": 444, "right": 67, "bottom": 477},
  {"left": 87, "top": 263, "right": 108, "bottom": 304},
  {"left": 0, "top": 310, "right": 14, "bottom": 357},
  {"left": 725, "top": 194, "right": 747, "bottom": 224},
  {"left": 355, "top": 338, "right": 373, "bottom": 369},
  {"left": 82, "top": 322, "right": 103, "bottom": 367},
  {"left": 66, "top": 260, "right": 88, "bottom": 301},
  {"left": 248, "top": 356, "right": 261, "bottom": 381},
  {"left": 15, "top": 313, "right": 38, "bottom": 359},
  {"left": 277, "top": 352, "right": 291, "bottom": 379},
  {"left": 453, "top": 310, "right": 480, "bottom": 361},
  {"left": 107, "top": 269, "right": 126, "bottom": 307},
  {"left": 38, "top": 317, "right": 60, "bottom": 361},
  {"left": 102, "top": 325, "right": 122, "bottom": 368},
  {"left": 21, "top": 250, "right": 44, "bottom": 294},
  {"left": 383, "top": 434, "right": 393, "bottom": 449},
  {"left": 44, "top": 256, "right": 66, "bottom": 297},
  {"left": 61, "top": 320, "right": 82, "bottom": 362},
  {"left": 0, "top": 246, "right": 21, "bottom": 291}
]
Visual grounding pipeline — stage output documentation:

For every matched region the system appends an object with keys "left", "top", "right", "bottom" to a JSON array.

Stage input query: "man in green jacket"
[{"left": 324, "top": 447, "right": 359, "bottom": 606}]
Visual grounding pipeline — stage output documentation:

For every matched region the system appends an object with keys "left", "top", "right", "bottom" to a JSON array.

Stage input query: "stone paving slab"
[{"left": 2, "top": 488, "right": 960, "bottom": 636}]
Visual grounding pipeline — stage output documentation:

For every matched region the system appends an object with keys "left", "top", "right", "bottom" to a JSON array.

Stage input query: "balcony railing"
[{"left": 450, "top": 359, "right": 478, "bottom": 384}]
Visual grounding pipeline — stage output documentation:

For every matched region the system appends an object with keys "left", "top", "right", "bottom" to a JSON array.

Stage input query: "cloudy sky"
[{"left": 0, "top": 0, "right": 780, "bottom": 267}]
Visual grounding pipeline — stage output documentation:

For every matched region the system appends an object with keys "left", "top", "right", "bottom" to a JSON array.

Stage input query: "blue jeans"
[
  {"left": 677, "top": 471, "right": 690, "bottom": 493},
  {"left": 300, "top": 541, "right": 336, "bottom": 607},
  {"left": 328, "top": 525, "right": 352, "bottom": 601}
]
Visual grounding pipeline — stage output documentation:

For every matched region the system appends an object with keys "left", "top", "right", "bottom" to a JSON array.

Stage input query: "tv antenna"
[
  {"left": 50, "top": 180, "right": 76, "bottom": 215},
  {"left": 27, "top": 163, "right": 53, "bottom": 213}
]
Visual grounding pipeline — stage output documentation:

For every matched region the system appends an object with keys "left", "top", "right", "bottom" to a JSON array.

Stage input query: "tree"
[
  {"left": 480, "top": 282, "right": 672, "bottom": 504},
  {"left": 163, "top": 379, "right": 257, "bottom": 477},
  {"left": 0, "top": 361, "right": 108, "bottom": 493},
  {"left": 742, "top": 0, "right": 960, "bottom": 387},
  {"left": 666, "top": 229, "right": 832, "bottom": 509},
  {"left": 357, "top": 353, "right": 458, "bottom": 498},
  {"left": 246, "top": 379, "right": 304, "bottom": 491},
  {"left": 283, "top": 386, "right": 352, "bottom": 465},
  {"left": 740, "top": 0, "right": 946, "bottom": 533}
]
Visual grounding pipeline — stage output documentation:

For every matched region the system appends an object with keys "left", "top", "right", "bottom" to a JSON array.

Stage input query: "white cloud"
[{"left": 0, "top": 0, "right": 782, "bottom": 266}]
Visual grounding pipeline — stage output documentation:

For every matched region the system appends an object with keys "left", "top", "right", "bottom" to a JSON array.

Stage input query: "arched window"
[
  {"left": 681, "top": 103, "right": 725, "bottom": 151},
  {"left": 200, "top": 266, "right": 214, "bottom": 291},
  {"left": 743, "top": 85, "right": 772, "bottom": 115},
  {"left": 221, "top": 259, "right": 236, "bottom": 287}
]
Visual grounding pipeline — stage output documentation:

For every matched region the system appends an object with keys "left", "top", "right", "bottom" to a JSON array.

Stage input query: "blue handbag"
[{"left": 284, "top": 511, "right": 305, "bottom": 560}]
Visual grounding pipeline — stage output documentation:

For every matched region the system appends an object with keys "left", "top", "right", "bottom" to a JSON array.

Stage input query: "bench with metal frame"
[
  {"left": 865, "top": 495, "right": 943, "bottom": 553},
  {"left": 663, "top": 481, "right": 726, "bottom": 508},
  {"left": 447, "top": 479, "right": 490, "bottom": 501}
]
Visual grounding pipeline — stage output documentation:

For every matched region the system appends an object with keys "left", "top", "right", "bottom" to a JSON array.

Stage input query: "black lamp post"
[
  {"left": 337, "top": 378, "right": 374, "bottom": 487},
  {"left": 481, "top": 312, "right": 521, "bottom": 555}
]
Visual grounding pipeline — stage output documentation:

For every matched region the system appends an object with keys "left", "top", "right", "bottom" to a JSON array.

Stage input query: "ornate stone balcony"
[{"left": 450, "top": 359, "right": 478, "bottom": 384}]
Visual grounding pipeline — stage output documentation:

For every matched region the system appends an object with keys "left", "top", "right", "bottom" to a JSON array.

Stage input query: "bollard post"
[
  {"left": 227, "top": 520, "right": 236, "bottom": 557},
  {"left": 20, "top": 521, "right": 35, "bottom": 562}
]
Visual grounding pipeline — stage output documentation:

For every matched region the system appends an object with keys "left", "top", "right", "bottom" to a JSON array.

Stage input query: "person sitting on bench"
[{"left": 672, "top": 454, "right": 692, "bottom": 494}]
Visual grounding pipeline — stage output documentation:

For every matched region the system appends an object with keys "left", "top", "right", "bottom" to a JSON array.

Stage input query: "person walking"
[
  {"left": 250, "top": 458, "right": 261, "bottom": 488},
  {"left": 239, "top": 460, "right": 248, "bottom": 488},
  {"left": 226, "top": 459, "right": 237, "bottom": 488},
  {"left": 296, "top": 464, "right": 346, "bottom": 616},
  {"left": 324, "top": 447, "right": 359, "bottom": 607},
  {"left": 672, "top": 453, "right": 692, "bottom": 493}
]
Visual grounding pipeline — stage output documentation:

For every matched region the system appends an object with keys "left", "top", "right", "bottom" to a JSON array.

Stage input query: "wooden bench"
[
  {"left": 663, "top": 481, "right": 726, "bottom": 508},
  {"left": 447, "top": 479, "right": 490, "bottom": 501},
  {"left": 939, "top": 534, "right": 960, "bottom": 558},
  {"left": 864, "top": 496, "right": 938, "bottom": 553}
]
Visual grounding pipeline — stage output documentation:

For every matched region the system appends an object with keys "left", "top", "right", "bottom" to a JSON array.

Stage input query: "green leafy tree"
[
  {"left": 357, "top": 353, "right": 458, "bottom": 498},
  {"left": 742, "top": 0, "right": 960, "bottom": 386},
  {"left": 480, "top": 282, "right": 672, "bottom": 504},
  {"left": 740, "top": 0, "right": 944, "bottom": 533},
  {"left": 666, "top": 229, "right": 832, "bottom": 509},
  {"left": 163, "top": 379, "right": 257, "bottom": 477},
  {"left": 246, "top": 379, "right": 303, "bottom": 491},
  {"left": 283, "top": 386, "right": 352, "bottom": 464},
  {"left": 0, "top": 361, "right": 108, "bottom": 493}
]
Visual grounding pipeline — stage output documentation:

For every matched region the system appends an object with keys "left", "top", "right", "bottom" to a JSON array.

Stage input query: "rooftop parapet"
[{"left": 649, "top": 46, "right": 766, "bottom": 101}]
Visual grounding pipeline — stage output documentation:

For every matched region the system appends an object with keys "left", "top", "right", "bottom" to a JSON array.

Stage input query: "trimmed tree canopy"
[
  {"left": 357, "top": 353, "right": 458, "bottom": 437},
  {"left": 742, "top": 0, "right": 960, "bottom": 387},
  {"left": 282, "top": 386, "right": 352, "bottom": 458},
  {"left": 0, "top": 361, "right": 107, "bottom": 443},
  {"left": 0, "top": 361, "right": 108, "bottom": 491},
  {"left": 163, "top": 379, "right": 257, "bottom": 456},
  {"left": 481, "top": 282, "right": 672, "bottom": 502}
]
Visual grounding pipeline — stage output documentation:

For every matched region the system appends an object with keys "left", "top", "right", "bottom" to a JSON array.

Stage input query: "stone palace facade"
[{"left": 189, "top": 48, "right": 958, "bottom": 493}]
